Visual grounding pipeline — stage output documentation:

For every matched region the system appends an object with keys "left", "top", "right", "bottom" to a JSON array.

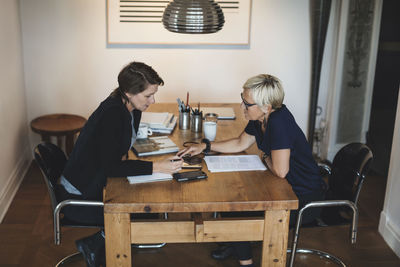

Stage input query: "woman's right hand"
[{"left": 153, "top": 157, "right": 183, "bottom": 174}]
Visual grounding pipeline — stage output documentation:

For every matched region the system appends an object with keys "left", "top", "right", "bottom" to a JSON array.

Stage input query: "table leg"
[
  {"left": 104, "top": 212, "right": 131, "bottom": 266},
  {"left": 56, "top": 136, "right": 63, "bottom": 151},
  {"left": 261, "top": 210, "right": 290, "bottom": 267},
  {"left": 41, "top": 134, "right": 50, "bottom": 142},
  {"left": 65, "top": 134, "right": 74, "bottom": 155}
]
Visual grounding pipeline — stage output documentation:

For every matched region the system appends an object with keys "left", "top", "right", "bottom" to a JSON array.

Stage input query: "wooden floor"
[{"left": 1, "top": 161, "right": 399, "bottom": 267}]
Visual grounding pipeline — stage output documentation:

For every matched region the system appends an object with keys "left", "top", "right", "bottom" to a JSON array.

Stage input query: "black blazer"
[{"left": 63, "top": 95, "right": 152, "bottom": 200}]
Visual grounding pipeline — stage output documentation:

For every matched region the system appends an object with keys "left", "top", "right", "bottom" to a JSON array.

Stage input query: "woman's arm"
[
  {"left": 177, "top": 130, "right": 256, "bottom": 157},
  {"left": 264, "top": 149, "right": 290, "bottom": 178},
  {"left": 97, "top": 107, "right": 154, "bottom": 176}
]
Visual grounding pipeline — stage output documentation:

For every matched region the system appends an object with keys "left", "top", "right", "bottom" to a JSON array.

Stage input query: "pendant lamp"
[{"left": 162, "top": 0, "right": 225, "bottom": 34}]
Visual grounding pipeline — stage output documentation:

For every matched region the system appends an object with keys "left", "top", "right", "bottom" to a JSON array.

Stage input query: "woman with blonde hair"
[{"left": 179, "top": 74, "right": 325, "bottom": 267}]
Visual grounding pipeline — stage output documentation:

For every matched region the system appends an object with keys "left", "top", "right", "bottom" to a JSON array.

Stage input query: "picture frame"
[{"left": 107, "top": 0, "right": 252, "bottom": 45}]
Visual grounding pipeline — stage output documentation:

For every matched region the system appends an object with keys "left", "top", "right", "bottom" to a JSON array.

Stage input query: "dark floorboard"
[{"left": 0, "top": 162, "right": 399, "bottom": 266}]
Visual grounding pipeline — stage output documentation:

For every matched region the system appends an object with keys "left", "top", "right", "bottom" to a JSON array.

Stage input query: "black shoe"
[
  {"left": 211, "top": 245, "right": 235, "bottom": 260},
  {"left": 75, "top": 231, "right": 105, "bottom": 267}
]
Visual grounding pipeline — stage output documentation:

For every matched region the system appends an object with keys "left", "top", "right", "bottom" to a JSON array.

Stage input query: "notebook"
[
  {"left": 127, "top": 173, "right": 173, "bottom": 184},
  {"left": 200, "top": 107, "right": 236, "bottom": 120},
  {"left": 132, "top": 136, "right": 179, "bottom": 157},
  {"left": 141, "top": 112, "right": 177, "bottom": 134}
]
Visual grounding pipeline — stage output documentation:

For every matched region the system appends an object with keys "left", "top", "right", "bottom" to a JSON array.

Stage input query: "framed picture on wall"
[{"left": 107, "top": 0, "right": 252, "bottom": 45}]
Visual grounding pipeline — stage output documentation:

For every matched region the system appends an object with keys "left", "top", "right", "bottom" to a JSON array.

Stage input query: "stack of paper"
[
  {"left": 127, "top": 173, "right": 173, "bottom": 184},
  {"left": 204, "top": 155, "right": 267, "bottom": 173},
  {"left": 141, "top": 112, "right": 177, "bottom": 134},
  {"left": 132, "top": 136, "right": 179, "bottom": 157}
]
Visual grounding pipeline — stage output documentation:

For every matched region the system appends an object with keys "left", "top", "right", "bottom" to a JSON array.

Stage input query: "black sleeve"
[
  {"left": 95, "top": 107, "right": 153, "bottom": 177},
  {"left": 244, "top": 120, "right": 257, "bottom": 136}
]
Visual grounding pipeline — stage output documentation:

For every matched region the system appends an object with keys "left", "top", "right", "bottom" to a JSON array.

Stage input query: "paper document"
[
  {"left": 127, "top": 173, "right": 173, "bottom": 184},
  {"left": 141, "top": 112, "right": 177, "bottom": 133},
  {"left": 204, "top": 155, "right": 267, "bottom": 173},
  {"left": 141, "top": 112, "right": 169, "bottom": 127}
]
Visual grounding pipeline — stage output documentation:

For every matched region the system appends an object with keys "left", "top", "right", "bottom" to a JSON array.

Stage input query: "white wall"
[
  {"left": 379, "top": 90, "right": 400, "bottom": 257},
  {"left": 0, "top": 0, "right": 31, "bottom": 222},
  {"left": 19, "top": 0, "right": 312, "bottom": 149}
]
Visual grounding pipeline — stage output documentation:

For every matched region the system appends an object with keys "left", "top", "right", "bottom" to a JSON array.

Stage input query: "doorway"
[{"left": 367, "top": 0, "right": 400, "bottom": 176}]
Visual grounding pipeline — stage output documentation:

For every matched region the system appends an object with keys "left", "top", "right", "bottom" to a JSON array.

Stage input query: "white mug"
[
  {"left": 137, "top": 123, "right": 153, "bottom": 139},
  {"left": 203, "top": 121, "right": 217, "bottom": 141}
]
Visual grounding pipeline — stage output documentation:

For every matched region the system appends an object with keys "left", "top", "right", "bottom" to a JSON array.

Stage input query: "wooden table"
[
  {"left": 104, "top": 103, "right": 298, "bottom": 267},
  {"left": 30, "top": 113, "right": 86, "bottom": 155}
]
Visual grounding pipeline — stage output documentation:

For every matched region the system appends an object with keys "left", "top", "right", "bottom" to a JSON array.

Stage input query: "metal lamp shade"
[{"left": 162, "top": 0, "right": 225, "bottom": 34}]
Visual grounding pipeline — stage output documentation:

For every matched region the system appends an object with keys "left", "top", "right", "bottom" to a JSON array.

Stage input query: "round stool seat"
[{"left": 31, "top": 114, "right": 86, "bottom": 155}]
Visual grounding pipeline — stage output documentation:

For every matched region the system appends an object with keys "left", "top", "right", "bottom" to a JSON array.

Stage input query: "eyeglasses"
[{"left": 241, "top": 93, "right": 256, "bottom": 110}]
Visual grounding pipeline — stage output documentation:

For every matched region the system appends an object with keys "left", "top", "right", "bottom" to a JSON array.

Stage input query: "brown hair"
[{"left": 111, "top": 61, "right": 164, "bottom": 104}]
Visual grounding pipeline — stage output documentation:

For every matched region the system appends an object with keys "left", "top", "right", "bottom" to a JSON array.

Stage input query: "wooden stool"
[{"left": 31, "top": 114, "right": 87, "bottom": 155}]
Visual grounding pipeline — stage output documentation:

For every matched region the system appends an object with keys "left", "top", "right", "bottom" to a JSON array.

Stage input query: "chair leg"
[
  {"left": 132, "top": 243, "right": 166, "bottom": 249},
  {"left": 288, "top": 200, "right": 358, "bottom": 267},
  {"left": 55, "top": 252, "right": 83, "bottom": 267},
  {"left": 287, "top": 248, "right": 347, "bottom": 267}
]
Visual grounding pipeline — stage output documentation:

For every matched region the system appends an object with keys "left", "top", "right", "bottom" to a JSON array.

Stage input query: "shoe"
[
  {"left": 75, "top": 231, "right": 105, "bottom": 267},
  {"left": 211, "top": 245, "right": 235, "bottom": 260}
]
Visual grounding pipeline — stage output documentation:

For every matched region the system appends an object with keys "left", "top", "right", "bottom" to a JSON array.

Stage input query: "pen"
[
  {"left": 170, "top": 158, "right": 182, "bottom": 162},
  {"left": 177, "top": 98, "right": 185, "bottom": 112},
  {"left": 169, "top": 114, "right": 175, "bottom": 124},
  {"left": 186, "top": 92, "right": 189, "bottom": 110},
  {"left": 177, "top": 98, "right": 182, "bottom": 112}
]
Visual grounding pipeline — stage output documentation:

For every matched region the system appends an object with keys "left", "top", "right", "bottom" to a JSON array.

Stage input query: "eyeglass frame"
[{"left": 241, "top": 93, "right": 257, "bottom": 110}]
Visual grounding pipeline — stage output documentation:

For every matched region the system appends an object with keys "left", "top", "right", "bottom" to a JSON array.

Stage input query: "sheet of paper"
[
  {"left": 141, "top": 112, "right": 169, "bottom": 127},
  {"left": 204, "top": 155, "right": 267, "bottom": 173},
  {"left": 127, "top": 172, "right": 172, "bottom": 184}
]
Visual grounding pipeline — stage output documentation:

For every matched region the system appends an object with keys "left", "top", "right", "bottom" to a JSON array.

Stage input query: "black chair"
[
  {"left": 35, "top": 142, "right": 167, "bottom": 266},
  {"left": 288, "top": 142, "right": 373, "bottom": 267},
  {"left": 34, "top": 142, "right": 104, "bottom": 266}
]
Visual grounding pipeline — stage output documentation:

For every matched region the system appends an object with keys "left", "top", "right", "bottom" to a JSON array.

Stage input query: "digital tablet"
[{"left": 173, "top": 171, "right": 208, "bottom": 182}]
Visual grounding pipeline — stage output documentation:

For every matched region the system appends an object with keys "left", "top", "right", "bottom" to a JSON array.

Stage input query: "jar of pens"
[
  {"left": 177, "top": 93, "right": 190, "bottom": 130},
  {"left": 191, "top": 103, "right": 202, "bottom": 133},
  {"left": 177, "top": 92, "right": 202, "bottom": 133}
]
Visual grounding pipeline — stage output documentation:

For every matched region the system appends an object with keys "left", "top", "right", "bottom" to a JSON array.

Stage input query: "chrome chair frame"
[
  {"left": 35, "top": 142, "right": 166, "bottom": 267},
  {"left": 288, "top": 200, "right": 358, "bottom": 267},
  {"left": 54, "top": 199, "right": 104, "bottom": 246},
  {"left": 287, "top": 143, "right": 372, "bottom": 267},
  {"left": 53, "top": 200, "right": 104, "bottom": 266}
]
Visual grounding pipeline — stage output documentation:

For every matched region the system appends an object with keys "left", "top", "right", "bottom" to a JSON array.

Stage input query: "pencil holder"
[
  {"left": 179, "top": 111, "right": 190, "bottom": 130},
  {"left": 191, "top": 113, "right": 202, "bottom": 133}
]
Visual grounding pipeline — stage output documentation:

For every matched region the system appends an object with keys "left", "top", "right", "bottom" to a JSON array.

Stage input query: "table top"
[
  {"left": 104, "top": 103, "right": 298, "bottom": 214},
  {"left": 31, "top": 113, "right": 87, "bottom": 135}
]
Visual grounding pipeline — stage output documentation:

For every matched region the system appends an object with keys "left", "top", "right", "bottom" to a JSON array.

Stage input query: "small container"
[
  {"left": 179, "top": 111, "right": 190, "bottom": 130},
  {"left": 191, "top": 113, "right": 202, "bottom": 133},
  {"left": 203, "top": 113, "right": 218, "bottom": 141},
  {"left": 204, "top": 113, "right": 218, "bottom": 123}
]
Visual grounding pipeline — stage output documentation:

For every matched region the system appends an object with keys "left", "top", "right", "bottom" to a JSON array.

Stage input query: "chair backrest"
[
  {"left": 326, "top": 143, "right": 373, "bottom": 205},
  {"left": 34, "top": 142, "right": 67, "bottom": 211}
]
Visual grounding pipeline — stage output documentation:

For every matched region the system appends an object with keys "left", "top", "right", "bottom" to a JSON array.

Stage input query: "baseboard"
[
  {"left": 0, "top": 146, "right": 32, "bottom": 223},
  {"left": 379, "top": 210, "right": 400, "bottom": 258}
]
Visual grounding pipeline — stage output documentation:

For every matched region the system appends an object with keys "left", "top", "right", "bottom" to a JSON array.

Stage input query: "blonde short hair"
[{"left": 243, "top": 74, "right": 284, "bottom": 109}]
